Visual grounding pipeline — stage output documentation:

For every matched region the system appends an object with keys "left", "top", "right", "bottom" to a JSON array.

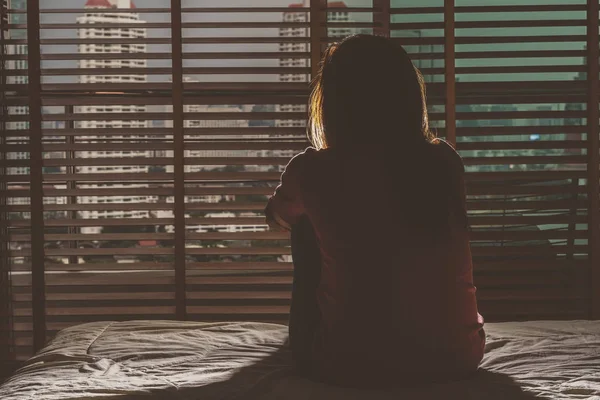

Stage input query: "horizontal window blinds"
[
  {"left": 1, "top": 0, "right": 599, "bottom": 365},
  {"left": 455, "top": 1, "right": 594, "bottom": 321}
]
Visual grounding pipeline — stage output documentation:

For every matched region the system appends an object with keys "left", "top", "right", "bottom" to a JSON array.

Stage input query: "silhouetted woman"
[{"left": 265, "top": 34, "right": 485, "bottom": 388}]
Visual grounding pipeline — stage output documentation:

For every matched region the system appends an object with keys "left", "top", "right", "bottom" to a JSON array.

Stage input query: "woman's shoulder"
[
  {"left": 282, "top": 147, "right": 326, "bottom": 179},
  {"left": 287, "top": 147, "right": 332, "bottom": 168},
  {"left": 428, "top": 138, "right": 464, "bottom": 172},
  {"left": 292, "top": 146, "right": 319, "bottom": 160}
]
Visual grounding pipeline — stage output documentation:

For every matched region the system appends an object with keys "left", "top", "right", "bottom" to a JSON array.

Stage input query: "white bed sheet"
[{"left": 1, "top": 320, "right": 599, "bottom": 399}]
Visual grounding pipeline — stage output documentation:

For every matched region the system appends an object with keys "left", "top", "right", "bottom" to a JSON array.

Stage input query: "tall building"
[
  {"left": 178, "top": 103, "right": 250, "bottom": 164},
  {"left": 76, "top": 0, "right": 156, "bottom": 234},
  {"left": 277, "top": 1, "right": 352, "bottom": 129},
  {"left": 162, "top": 77, "right": 251, "bottom": 207},
  {"left": 5, "top": 0, "right": 27, "bottom": 119},
  {"left": 186, "top": 212, "right": 268, "bottom": 234},
  {"left": 6, "top": 185, "right": 68, "bottom": 220},
  {"left": 272, "top": 1, "right": 353, "bottom": 169},
  {"left": 5, "top": 0, "right": 28, "bottom": 175},
  {"left": 164, "top": 80, "right": 251, "bottom": 175}
]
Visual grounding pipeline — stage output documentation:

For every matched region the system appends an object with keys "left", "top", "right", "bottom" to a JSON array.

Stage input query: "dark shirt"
[{"left": 266, "top": 139, "right": 485, "bottom": 386}]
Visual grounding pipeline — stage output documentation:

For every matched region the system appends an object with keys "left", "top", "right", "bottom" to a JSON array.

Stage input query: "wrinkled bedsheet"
[{"left": 1, "top": 320, "right": 599, "bottom": 399}]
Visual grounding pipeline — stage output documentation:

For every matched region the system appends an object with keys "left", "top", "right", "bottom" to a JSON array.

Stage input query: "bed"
[{"left": 1, "top": 320, "right": 599, "bottom": 399}]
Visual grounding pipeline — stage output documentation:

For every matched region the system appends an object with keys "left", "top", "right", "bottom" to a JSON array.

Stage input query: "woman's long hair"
[
  {"left": 309, "top": 34, "right": 434, "bottom": 151},
  {"left": 308, "top": 34, "right": 464, "bottom": 241}
]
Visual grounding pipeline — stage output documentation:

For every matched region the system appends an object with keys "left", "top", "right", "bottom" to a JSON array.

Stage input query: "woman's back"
[{"left": 274, "top": 139, "right": 484, "bottom": 386}]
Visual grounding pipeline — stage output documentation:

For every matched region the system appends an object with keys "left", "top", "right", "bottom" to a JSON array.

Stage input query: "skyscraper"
[
  {"left": 76, "top": 0, "right": 156, "bottom": 234},
  {"left": 277, "top": 1, "right": 352, "bottom": 129},
  {"left": 5, "top": 0, "right": 28, "bottom": 175},
  {"left": 271, "top": 2, "right": 353, "bottom": 170}
]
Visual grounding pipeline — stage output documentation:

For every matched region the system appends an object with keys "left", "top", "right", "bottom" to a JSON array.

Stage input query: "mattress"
[{"left": 1, "top": 320, "right": 599, "bottom": 399}]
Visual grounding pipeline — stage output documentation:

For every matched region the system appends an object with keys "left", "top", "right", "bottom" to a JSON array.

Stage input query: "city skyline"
[
  {"left": 4, "top": 0, "right": 590, "bottom": 253},
  {"left": 5, "top": 0, "right": 586, "bottom": 84},
  {"left": 5, "top": 0, "right": 587, "bottom": 162}
]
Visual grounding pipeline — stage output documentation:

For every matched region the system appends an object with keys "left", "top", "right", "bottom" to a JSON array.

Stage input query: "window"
[{"left": 1, "top": 0, "right": 599, "bottom": 367}]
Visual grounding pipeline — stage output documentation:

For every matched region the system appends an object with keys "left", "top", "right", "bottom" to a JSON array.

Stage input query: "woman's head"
[{"left": 308, "top": 34, "right": 433, "bottom": 151}]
